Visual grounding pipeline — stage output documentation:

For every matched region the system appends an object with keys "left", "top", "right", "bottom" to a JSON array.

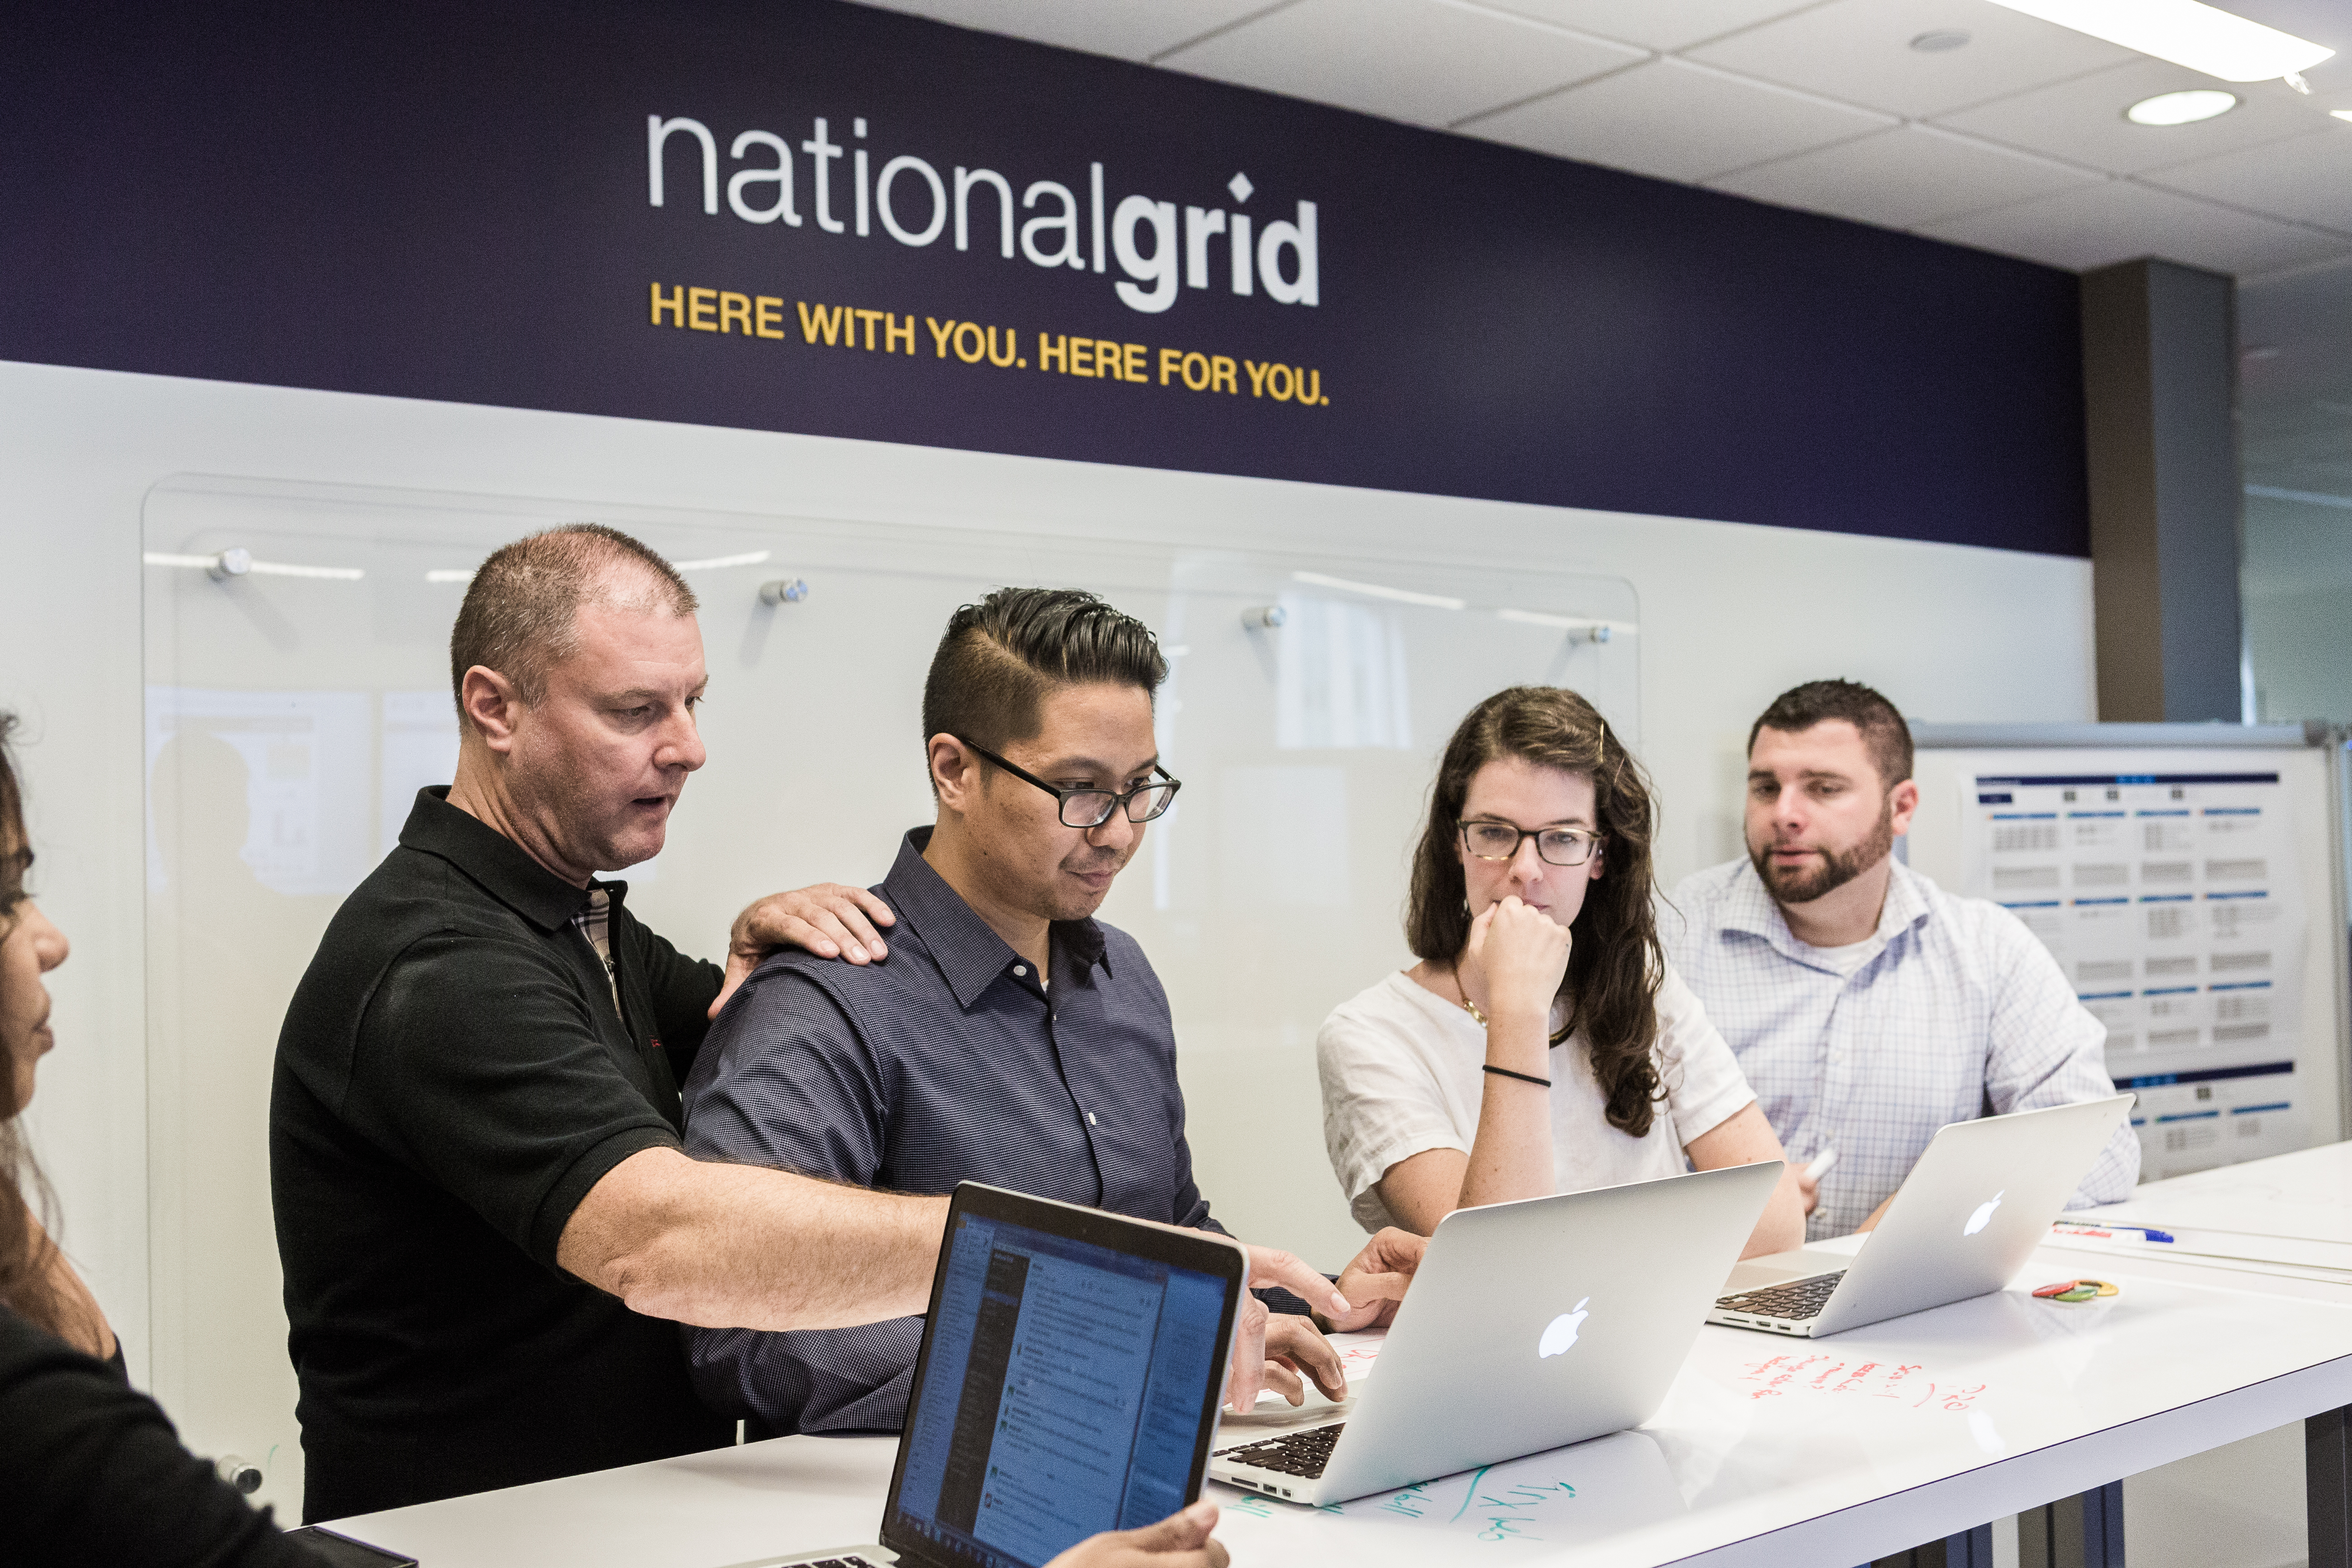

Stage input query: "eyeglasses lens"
[
  {"left": 1059, "top": 782, "right": 1180, "bottom": 828},
  {"left": 1462, "top": 825, "right": 1592, "bottom": 866},
  {"left": 1129, "top": 783, "right": 1177, "bottom": 822}
]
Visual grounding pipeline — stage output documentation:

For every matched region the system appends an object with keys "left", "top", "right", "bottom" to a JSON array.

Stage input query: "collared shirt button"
[
  {"left": 1013, "top": 964, "right": 1028, "bottom": 977},
  {"left": 1086, "top": 1111, "right": 1098, "bottom": 1126}
]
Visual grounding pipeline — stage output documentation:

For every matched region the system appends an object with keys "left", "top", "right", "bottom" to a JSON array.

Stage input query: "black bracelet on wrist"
[{"left": 1482, "top": 1063, "right": 1553, "bottom": 1089}]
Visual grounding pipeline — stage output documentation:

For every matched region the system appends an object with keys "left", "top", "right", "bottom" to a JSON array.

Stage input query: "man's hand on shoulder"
[
  {"left": 709, "top": 885, "right": 900, "bottom": 1018},
  {"left": 1047, "top": 1501, "right": 1227, "bottom": 1568}
]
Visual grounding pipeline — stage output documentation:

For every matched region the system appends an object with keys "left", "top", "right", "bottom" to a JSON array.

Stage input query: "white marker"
[{"left": 1804, "top": 1147, "right": 1839, "bottom": 1182}]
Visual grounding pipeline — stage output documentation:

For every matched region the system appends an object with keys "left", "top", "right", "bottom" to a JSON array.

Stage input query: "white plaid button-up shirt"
[{"left": 1663, "top": 857, "right": 2139, "bottom": 1238}]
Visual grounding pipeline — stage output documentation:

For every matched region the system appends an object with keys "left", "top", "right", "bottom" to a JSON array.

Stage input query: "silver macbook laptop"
[
  {"left": 1208, "top": 1160, "right": 1783, "bottom": 1506},
  {"left": 768, "top": 1182, "right": 1249, "bottom": 1568},
  {"left": 1710, "top": 1094, "right": 2133, "bottom": 1339}
]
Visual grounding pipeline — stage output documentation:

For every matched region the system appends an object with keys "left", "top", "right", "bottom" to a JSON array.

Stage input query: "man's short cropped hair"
[
  {"left": 921, "top": 588, "right": 1167, "bottom": 767},
  {"left": 449, "top": 524, "right": 697, "bottom": 718},
  {"left": 1748, "top": 679, "right": 1913, "bottom": 787}
]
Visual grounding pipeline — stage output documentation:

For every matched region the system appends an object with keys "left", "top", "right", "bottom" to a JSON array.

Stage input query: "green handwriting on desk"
[{"left": 1219, "top": 1459, "right": 1582, "bottom": 1540}]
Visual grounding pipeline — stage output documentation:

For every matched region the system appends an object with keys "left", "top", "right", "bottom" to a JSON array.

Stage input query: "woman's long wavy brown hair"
[
  {"left": 1405, "top": 687, "right": 1665, "bottom": 1137},
  {"left": 0, "top": 711, "right": 69, "bottom": 1339}
]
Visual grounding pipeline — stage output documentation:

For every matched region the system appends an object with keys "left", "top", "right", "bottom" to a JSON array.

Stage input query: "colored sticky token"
[
  {"left": 2054, "top": 1286, "right": 2102, "bottom": 1302},
  {"left": 2032, "top": 1280, "right": 2082, "bottom": 1298},
  {"left": 2083, "top": 1279, "right": 2120, "bottom": 1297}
]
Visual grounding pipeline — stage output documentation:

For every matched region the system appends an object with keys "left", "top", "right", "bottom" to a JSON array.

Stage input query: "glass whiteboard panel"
[{"left": 143, "top": 473, "right": 1639, "bottom": 1505}]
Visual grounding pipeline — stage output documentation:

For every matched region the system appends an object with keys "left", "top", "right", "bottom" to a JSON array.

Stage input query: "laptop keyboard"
[
  {"left": 1715, "top": 1270, "right": 1846, "bottom": 1321},
  {"left": 800, "top": 1559, "right": 882, "bottom": 1567},
  {"left": 1217, "top": 1422, "right": 1345, "bottom": 1479}
]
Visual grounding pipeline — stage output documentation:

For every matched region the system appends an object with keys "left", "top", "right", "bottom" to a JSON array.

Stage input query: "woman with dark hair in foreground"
[
  {"left": 1317, "top": 687, "right": 1806, "bottom": 1255},
  {"left": 0, "top": 712, "right": 335, "bottom": 1563}
]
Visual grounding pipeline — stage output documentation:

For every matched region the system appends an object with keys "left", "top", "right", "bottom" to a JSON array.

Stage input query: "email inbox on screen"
[{"left": 894, "top": 1220, "right": 1224, "bottom": 1568}]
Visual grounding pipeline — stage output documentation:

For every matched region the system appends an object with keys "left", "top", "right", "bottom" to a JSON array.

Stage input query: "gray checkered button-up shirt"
[{"left": 1663, "top": 857, "right": 2139, "bottom": 1238}]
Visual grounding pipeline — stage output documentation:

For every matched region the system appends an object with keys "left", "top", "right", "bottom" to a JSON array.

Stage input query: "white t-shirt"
[
  {"left": 1792, "top": 934, "right": 1883, "bottom": 977},
  {"left": 1316, "top": 962, "right": 1759, "bottom": 1233}
]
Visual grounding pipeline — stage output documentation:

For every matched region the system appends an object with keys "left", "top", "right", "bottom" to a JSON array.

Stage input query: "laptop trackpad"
[{"left": 1722, "top": 1248, "right": 1852, "bottom": 1295}]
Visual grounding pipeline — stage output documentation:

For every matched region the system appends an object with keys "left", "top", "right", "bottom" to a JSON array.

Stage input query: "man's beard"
[{"left": 1750, "top": 794, "right": 1897, "bottom": 906}]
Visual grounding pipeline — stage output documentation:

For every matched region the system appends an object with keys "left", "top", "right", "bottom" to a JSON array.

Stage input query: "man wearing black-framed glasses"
[{"left": 680, "top": 587, "right": 1424, "bottom": 1441}]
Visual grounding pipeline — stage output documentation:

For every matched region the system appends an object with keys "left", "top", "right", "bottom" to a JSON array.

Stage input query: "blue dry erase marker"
[{"left": 2053, "top": 1221, "right": 2174, "bottom": 1244}]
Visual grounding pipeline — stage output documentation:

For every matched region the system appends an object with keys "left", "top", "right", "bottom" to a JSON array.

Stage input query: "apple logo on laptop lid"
[
  {"left": 1964, "top": 1191, "right": 2004, "bottom": 1236},
  {"left": 1538, "top": 1298, "right": 1590, "bottom": 1359}
]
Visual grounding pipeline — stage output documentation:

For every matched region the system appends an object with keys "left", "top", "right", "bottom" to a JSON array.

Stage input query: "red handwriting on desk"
[
  {"left": 1331, "top": 1338, "right": 1385, "bottom": 1379},
  {"left": 1737, "top": 1354, "right": 1987, "bottom": 1412}
]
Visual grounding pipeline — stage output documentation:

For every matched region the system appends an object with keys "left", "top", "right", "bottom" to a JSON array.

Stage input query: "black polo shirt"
[{"left": 270, "top": 788, "right": 734, "bottom": 1522}]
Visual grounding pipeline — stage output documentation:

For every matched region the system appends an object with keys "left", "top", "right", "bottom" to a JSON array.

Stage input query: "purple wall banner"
[{"left": 0, "top": 0, "right": 2088, "bottom": 555}]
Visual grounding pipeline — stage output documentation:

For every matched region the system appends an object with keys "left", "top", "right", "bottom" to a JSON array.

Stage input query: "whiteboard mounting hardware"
[
  {"left": 1494, "top": 607, "right": 1631, "bottom": 644},
  {"left": 143, "top": 547, "right": 363, "bottom": 581},
  {"left": 1242, "top": 604, "right": 1287, "bottom": 630},
  {"left": 759, "top": 578, "right": 811, "bottom": 606}
]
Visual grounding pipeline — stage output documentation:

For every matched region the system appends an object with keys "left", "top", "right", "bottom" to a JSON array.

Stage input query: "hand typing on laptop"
[
  {"left": 1225, "top": 1230, "right": 1430, "bottom": 1409},
  {"left": 1325, "top": 1227, "right": 1429, "bottom": 1334}
]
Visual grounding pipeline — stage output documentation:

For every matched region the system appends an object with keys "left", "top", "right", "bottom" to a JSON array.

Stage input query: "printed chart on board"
[{"left": 1959, "top": 767, "right": 2307, "bottom": 1178}]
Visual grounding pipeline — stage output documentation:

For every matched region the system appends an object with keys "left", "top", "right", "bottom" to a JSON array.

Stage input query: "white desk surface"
[
  {"left": 2080, "top": 1139, "right": 2352, "bottom": 1254},
  {"left": 333, "top": 1243, "right": 2352, "bottom": 1568}
]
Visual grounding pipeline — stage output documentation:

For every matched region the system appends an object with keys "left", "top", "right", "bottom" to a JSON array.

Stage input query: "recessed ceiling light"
[
  {"left": 1911, "top": 29, "right": 1971, "bottom": 52},
  {"left": 2335, "top": 110, "right": 2352, "bottom": 122},
  {"left": 2128, "top": 88, "right": 2241, "bottom": 123},
  {"left": 1984, "top": 0, "right": 2333, "bottom": 83}
]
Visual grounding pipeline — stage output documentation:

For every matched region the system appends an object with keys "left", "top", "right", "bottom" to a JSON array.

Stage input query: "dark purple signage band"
[{"left": 0, "top": 0, "right": 2089, "bottom": 556}]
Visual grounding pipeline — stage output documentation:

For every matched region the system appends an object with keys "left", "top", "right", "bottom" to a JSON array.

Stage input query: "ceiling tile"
[
  {"left": 1461, "top": 56, "right": 1895, "bottom": 182},
  {"left": 1934, "top": 59, "right": 2338, "bottom": 176},
  {"left": 849, "top": 0, "right": 1284, "bottom": 63},
  {"left": 1711, "top": 122, "right": 2102, "bottom": 229},
  {"left": 1154, "top": 0, "right": 1644, "bottom": 128},
  {"left": 1472, "top": 0, "right": 1810, "bottom": 53},
  {"left": 2140, "top": 128, "right": 2352, "bottom": 236},
  {"left": 1683, "top": 0, "right": 2133, "bottom": 119},
  {"left": 1919, "top": 179, "right": 2351, "bottom": 276}
]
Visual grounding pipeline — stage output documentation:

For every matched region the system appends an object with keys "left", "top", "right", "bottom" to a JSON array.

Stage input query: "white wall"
[{"left": 0, "top": 358, "right": 2097, "bottom": 1492}]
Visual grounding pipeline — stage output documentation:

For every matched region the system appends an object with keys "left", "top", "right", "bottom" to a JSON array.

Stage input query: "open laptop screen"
[{"left": 884, "top": 1200, "right": 1238, "bottom": 1568}]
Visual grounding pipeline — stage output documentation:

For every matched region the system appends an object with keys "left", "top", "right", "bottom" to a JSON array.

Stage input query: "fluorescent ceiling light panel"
[
  {"left": 2335, "top": 109, "right": 2352, "bottom": 122},
  {"left": 2128, "top": 89, "right": 2239, "bottom": 123},
  {"left": 1290, "top": 570, "right": 1466, "bottom": 610},
  {"left": 1983, "top": 0, "right": 2333, "bottom": 82}
]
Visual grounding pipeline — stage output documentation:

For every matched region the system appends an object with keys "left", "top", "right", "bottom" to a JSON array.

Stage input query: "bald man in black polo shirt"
[{"left": 271, "top": 526, "right": 1327, "bottom": 1565}]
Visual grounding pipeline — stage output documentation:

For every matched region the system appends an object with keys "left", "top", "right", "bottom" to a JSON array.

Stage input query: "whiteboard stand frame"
[{"left": 1910, "top": 720, "right": 2352, "bottom": 1155}]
